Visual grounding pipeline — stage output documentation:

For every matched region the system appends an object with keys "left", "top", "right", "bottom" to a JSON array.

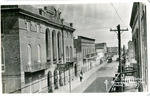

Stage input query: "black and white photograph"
[{"left": 0, "top": 0, "right": 149, "bottom": 94}]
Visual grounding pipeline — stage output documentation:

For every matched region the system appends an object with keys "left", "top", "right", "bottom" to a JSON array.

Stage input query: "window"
[
  {"left": 1, "top": 47, "right": 5, "bottom": 72},
  {"left": 37, "top": 24, "right": 40, "bottom": 32},
  {"left": 37, "top": 45, "right": 41, "bottom": 62},
  {"left": 26, "top": 21, "right": 30, "bottom": 31},
  {"left": 27, "top": 45, "right": 32, "bottom": 65}
]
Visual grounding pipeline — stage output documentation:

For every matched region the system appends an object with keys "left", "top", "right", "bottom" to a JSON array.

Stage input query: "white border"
[{"left": 0, "top": 0, "right": 150, "bottom": 96}]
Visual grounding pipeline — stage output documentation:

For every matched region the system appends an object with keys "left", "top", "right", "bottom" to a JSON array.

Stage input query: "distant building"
[
  {"left": 95, "top": 43, "right": 107, "bottom": 63},
  {"left": 1, "top": 5, "right": 75, "bottom": 93},
  {"left": 130, "top": 2, "right": 147, "bottom": 92},
  {"left": 74, "top": 36, "right": 97, "bottom": 73},
  {"left": 107, "top": 47, "right": 118, "bottom": 56}
]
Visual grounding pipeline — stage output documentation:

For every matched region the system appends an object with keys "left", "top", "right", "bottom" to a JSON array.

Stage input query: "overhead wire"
[
  {"left": 57, "top": 4, "right": 120, "bottom": 30},
  {"left": 110, "top": 3, "right": 127, "bottom": 27},
  {"left": 58, "top": 4, "right": 127, "bottom": 46}
]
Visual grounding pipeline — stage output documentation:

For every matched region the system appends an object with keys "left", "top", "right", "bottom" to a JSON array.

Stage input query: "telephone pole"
[{"left": 110, "top": 24, "right": 128, "bottom": 92}]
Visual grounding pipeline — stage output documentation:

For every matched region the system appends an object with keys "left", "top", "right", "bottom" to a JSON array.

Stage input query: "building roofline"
[
  {"left": 1, "top": 5, "right": 75, "bottom": 32},
  {"left": 78, "top": 36, "right": 95, "bottom": 41},
  {"left": 130, "top": 2, "right": 138, "bottom": 28}
]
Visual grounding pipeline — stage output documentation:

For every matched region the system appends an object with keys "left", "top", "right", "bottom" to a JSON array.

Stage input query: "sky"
[
  {"left": 34, "top": 2, "right": 133, "bottom": 48},
  {"left": 53, "top": 3, "right": 133, "bottom": 48}
]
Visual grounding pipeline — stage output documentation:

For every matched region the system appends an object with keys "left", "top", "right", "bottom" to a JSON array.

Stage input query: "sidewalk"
[{"left": 53, "top": 62, "right": 107, "bottom": 93}]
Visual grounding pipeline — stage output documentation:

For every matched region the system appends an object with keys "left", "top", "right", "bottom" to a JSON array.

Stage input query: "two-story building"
[{"left": 74, "top": 36, "right": 96, "bottom": 73}]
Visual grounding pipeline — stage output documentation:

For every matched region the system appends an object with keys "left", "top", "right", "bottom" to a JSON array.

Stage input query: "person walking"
[{"left": 80, "top": 71, "right": 83, "bottom": 82}]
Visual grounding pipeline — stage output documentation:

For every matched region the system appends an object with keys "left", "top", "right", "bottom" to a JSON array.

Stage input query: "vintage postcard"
[{"left": 0, "top": 0, "right": 150, "bottom": 95}]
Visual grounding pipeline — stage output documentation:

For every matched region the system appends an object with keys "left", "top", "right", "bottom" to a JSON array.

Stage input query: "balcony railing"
[{"left": 25, "top": 61, "right": 48, "bottom": 72}]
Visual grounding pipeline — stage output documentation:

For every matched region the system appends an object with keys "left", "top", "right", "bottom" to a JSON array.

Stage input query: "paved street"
[{"left": 72, "top": 61, "right": 119, "bottom": 93}]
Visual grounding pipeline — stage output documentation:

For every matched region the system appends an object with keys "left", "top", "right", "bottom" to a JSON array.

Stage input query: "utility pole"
[{"left": 110, "top": 24, "right": 128, "bottom": 92}]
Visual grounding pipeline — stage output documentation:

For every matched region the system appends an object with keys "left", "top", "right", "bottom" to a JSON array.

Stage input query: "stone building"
[
  {"left": 129, "top": 2, "right": 147, "bottom": 91},
  {"left": 1, "top": 5, "right": 75, "bottom": 93},
  {"left": 74, "top": 36, "right": 97, "bottom": 73}
]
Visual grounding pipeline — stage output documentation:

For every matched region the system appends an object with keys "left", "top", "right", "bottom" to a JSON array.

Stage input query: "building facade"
[
  {"left": 74, "top": 36, "right": 97, "bottom": 73},
  {"left": 95, "top": 43, "right": 107, "bottom": 63},
  {"left": 107, "top": 47, "right": 118, "bottom": 56},
  {"left": 1, "top": 5, "right": 75, "bottom": 93},
  {"left": 129, "top": 2, "right": 147, "bottom": 91}
]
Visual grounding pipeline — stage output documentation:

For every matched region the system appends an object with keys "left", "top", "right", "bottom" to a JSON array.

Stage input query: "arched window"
[
  {"left": 66, "top": 46, "right": 69, "bottom": 62},
  {"left": 70, "top": 47, "right": 72, "bottom": 61},
  {"left": 52, "top": 30, "right": 57, "bottom": 62},
  {"left": 38, "top": 45, "right": 41, "bottom": 62},
  {"left": 57, "top": 32, "right": 62, "bottom": 60},
  {"left": 27, "top": 44, "right": 32, "bottom": 65},
  {"left": 1, "top": 47, "right": 5, "bottom": 72},
  {"left": 45, "top": 28, "right": 51, "bottom": 62}
]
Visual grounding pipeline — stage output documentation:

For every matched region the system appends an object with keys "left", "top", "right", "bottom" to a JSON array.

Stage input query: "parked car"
[{"left": 108, "top": 58, "right": 112, "bottom": 63}]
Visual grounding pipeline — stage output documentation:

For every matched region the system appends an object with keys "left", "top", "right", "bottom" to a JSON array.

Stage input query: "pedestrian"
[{"left": 80, "top": 71, "right": 83, "bottom": 82}]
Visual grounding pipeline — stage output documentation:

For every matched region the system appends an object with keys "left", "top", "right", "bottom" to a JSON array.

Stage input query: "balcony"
[{"left": 24, "top": 61, "right": 49, "bottom": 73}]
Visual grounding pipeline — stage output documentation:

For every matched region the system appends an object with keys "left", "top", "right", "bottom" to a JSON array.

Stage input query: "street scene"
[{"left": 1, "top": 2, "right": 148, "bottom": 93}]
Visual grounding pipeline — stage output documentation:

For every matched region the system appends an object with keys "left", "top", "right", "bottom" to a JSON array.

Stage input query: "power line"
[{"left": 111, "top": 3, "right": 126, "bottom": 27}]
